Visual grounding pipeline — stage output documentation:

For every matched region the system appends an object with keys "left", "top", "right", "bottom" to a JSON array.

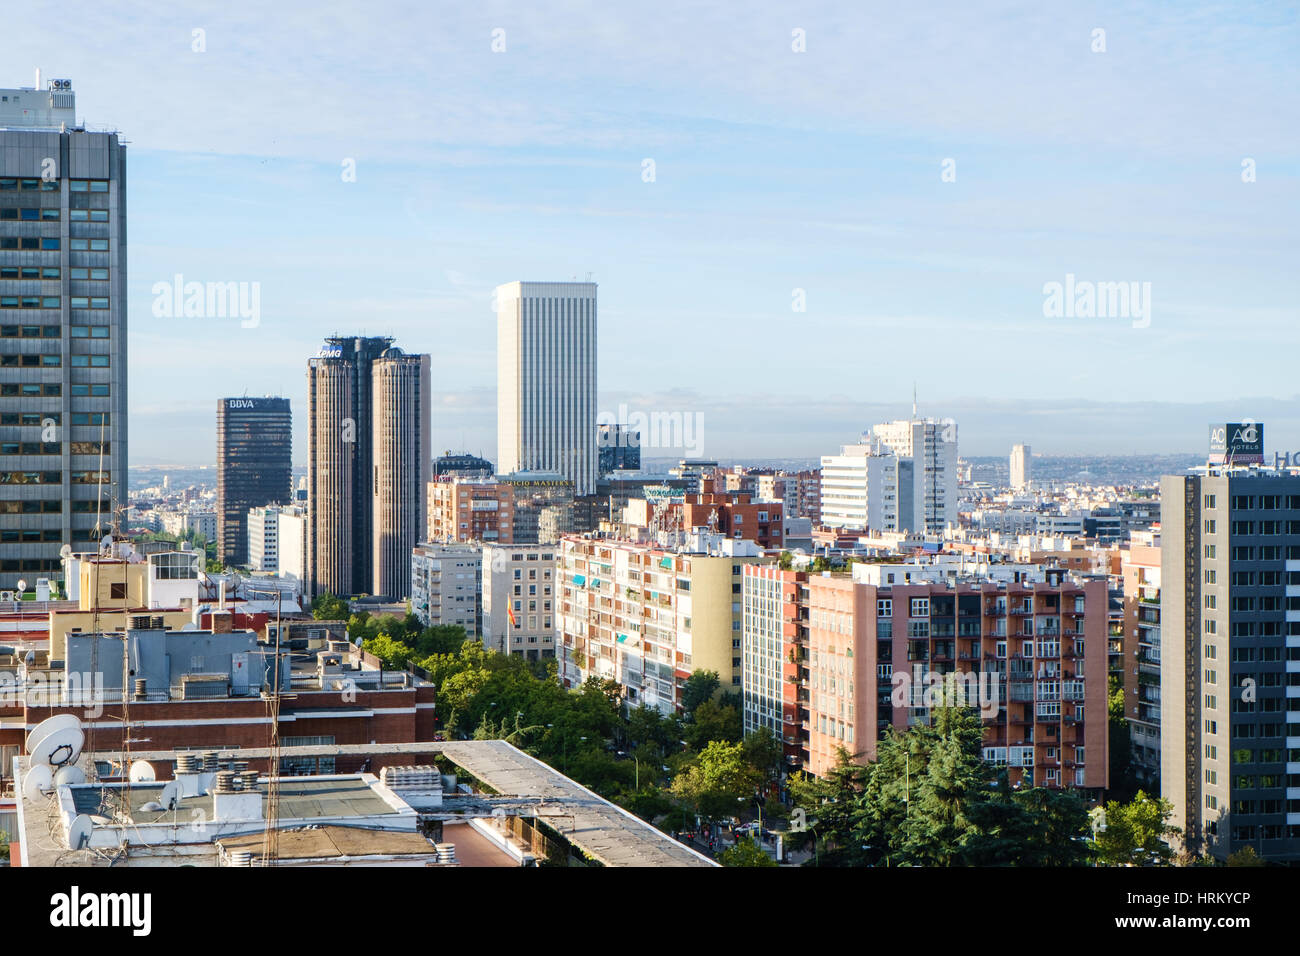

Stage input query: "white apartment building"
[
  {"left": 247, "top": 505, "right": 308, "bottom": 580},
  {"left": 496, "top": 281, "right": 598, "bottom": 497},
  {"left": 247, "top": 506, "right": 280, "bottom": 572},
  {"left": 161, "top": 510, "right": 217, "bottom": 541},
  {"left": 482, "top": 543, "right": 558, "bottom": 659},
  {"left": 410, "top": 542, "right": 482, "bottom": 635},
  {"left": 869, "top": 417, "right": 959, "bottom": 534},
  {"left": 819, "top": 443, "right": 910, "bottom": 532}
]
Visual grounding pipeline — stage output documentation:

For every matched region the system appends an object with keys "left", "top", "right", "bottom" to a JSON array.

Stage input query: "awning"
[
  {"left": 572, "top": 573, "right": 586, "bottom": 585},
  {"left": 659, "top": 557, "right": 673, "bottom": 569},
  {"left": 590, "top": 579, "right": 601, "bottom": 588}
]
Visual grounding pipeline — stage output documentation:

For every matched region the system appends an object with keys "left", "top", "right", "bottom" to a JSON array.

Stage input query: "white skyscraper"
[
  {"left": 868, "top": 417, "right": 958, "bottom": 534},
  {"left": 496, "top": 281, "right": 598, "bottom": 496},
  {"left": 1010, "top": 443, "right": 1031, "bottom": 490}
]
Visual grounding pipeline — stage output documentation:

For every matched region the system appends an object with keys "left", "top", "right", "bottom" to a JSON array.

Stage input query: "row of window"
[
  {"left": 1, "top": 267, "right": 110, "bottom": 280},
  {"left": 0, "top": 384, "right": 111, "bottom": 399},
  {"left": 0, "top": 208, "right": 110, "bottom": 222},
  {"left": 0, "top": 354, "right": 111, "bottom": 367},
  {"left": 0, "top": 500, "right": 109, "bottom": 515},
  {"left": 0, "top": 530, "right": 63, "bottom": 542},
  {"left": 0, "top": 442, "right": 108, "bottom": 455},
  {"left": 2, "top": 324, "right": 109, "bottom": 337},
  {"left": 0, "top": 296, "right": 109, "bottom": 308},
  {"left": 0, "top": 559, "right": 61, "bottom": 572},
  {"left": 0, "top": 238, "right": 110, "bottom": 251},
  {"left": 0, "top": 470, "right": 110, "bottom": 484},
  {"left": 0, "top": 179, "right": 108, "bottom": 192}
]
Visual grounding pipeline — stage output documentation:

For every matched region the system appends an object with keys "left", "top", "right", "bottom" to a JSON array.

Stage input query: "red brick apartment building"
[{"left": 743, "top": 562, "right": 1108, "bottom": 791}]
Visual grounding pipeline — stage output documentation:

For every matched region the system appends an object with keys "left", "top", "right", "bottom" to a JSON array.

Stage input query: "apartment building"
[
  {"left": 558, "top": 532, "right": 767, "bottom": 710},
  {"left": 869, "top": 417, "right": 959, "bottom": 534},
  {"left": 742, "top": 558, "right": 1109, "bottom": 789},
  {"left": 1121, "top": 528, "right": 1162, "bottom": 785},
  {"left": 482, "top": 543, "right": 557, "bottom": 659},
  {"left": 427, "top": 477, "right": 516, "bottom": 544},
  {"left": 1160, "top": 467, "right": 1300, "bottom": 862},
  {"left": 410, "top": 542, "right": 482, "bottom": 636}
]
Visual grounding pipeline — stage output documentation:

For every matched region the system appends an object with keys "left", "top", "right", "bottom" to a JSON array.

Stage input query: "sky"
[{"left": 4, "top": 1, "right": 1298, "bottom": 464}]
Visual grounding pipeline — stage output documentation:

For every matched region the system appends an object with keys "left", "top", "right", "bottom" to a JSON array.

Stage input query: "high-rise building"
[
  {"left": 371, "top": 347, "right": 431, "bottom": 601},
  {"left": 1159, "top": 465, "right": 1300, "bottom": 863},
  {"left": 307, "top": 336, "right": 428, "bottom": 601},
  {"left": 1121, "top": 528, "right": 1161, "bottom": 786},
  {"left": 496, "top": 281, "right": 597, "bottom": 496},
  {"left": 0, "top": 78, "right": 128, "bottom": 589},
  {"left": 869, "top": 417, "right": 959, "bottom": 534},
  {"left": 216, "top": 397, "right": 291, "bottom": 567},
  {"left": 597, "top": 423, "right": 641, "bottom": 474},
  {"left": 1011, "top": 443, "right": 1031, "bottom": 490}
]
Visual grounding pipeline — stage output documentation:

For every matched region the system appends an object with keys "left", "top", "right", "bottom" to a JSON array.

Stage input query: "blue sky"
[{"left": 5, "top": 1, "right": 1298, "bottom": 463}]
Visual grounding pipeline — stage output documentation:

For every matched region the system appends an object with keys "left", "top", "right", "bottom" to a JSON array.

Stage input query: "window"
[{"left": 109, "top": 583, "right": 127, "bottom": 599}]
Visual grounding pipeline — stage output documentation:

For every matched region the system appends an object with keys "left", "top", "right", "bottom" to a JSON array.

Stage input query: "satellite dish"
[
  {"left": 16, "top": 579, "right": 27, "bottom": 594},
  {"left": 24, "top": 650, "right": 35, "bottom": 665},
  {"left": 54, "top": 766, "right": 86, "bottom": 787},
  {"left": 354, "top": 637, "right": 363, "bottom": 648},
  {"left": 27, "top": 714, "right": 82, "bottom": 762},
  {"left": 140, "top": 800, "right": 164, "bottom": 812},
  {"left": 60, "top": 544, "right": 72, "bottom": 559},
  {"left": 159, "top": 781, "right": 181, "bottom": 810},
  {"left": 67, "top": 814, "right": 93, "bottom": 850},
  {"left": 129, "top": 759, "right": 156, "bottom": 783},
  {"left": 22, "top": 764, "right": 53, "bottom": 802},
  {"left": 28, "top": 716, "right": 84, "bottom": 769}
]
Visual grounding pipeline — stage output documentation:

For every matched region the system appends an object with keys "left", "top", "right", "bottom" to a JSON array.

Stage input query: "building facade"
[
  {"left": 307, "top": 336, "right": 428, "bottom": 600},
  {"left": 370, "top": 347, "right": 431, "bottom": 600},
  {"left": 558, "top": 533, "right": 765, "bottom": 708},
  {"left": 411, "top": 542, "right": 482, "bottom": 636},
  {"left": 742, "top": 559, "right": 1109, "bottom": 788},
  {"left": 482, "top": 543, "right": 558, "bottom": 658},
  {"left": 496, "top": 281, "right": 597, "bottom": 497},
  {"left": 1011, "top": 443, "right": 1031, "bottom": 490},
  {"left": 0, "top": 79, "right": 128, "bottom": 588},
  {"left": 216, "top": 396, "right": 291, "bottom": 567},
  {"left": 1159, "top": 468, "right": 1300, "bottom": 863}
]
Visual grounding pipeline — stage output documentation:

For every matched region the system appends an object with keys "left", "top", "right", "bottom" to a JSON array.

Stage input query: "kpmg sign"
[{"left": 1208, "top": 422, "right": 1264, "bottom": 465}]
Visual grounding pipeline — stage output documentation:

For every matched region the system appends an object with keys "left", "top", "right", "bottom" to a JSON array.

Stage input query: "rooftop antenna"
[{"left": 912, "top": 383, "right": 918, "bottom": 419}]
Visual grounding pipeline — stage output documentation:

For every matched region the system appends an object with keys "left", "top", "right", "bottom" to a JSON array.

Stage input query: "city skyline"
[{"left": 1, "top": 2, "right": 1293, "bottom": 464}]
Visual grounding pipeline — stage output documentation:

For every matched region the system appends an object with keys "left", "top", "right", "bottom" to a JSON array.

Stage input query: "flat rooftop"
[{"left": 52, "top": 740, "right": 716, "bottom": 867}]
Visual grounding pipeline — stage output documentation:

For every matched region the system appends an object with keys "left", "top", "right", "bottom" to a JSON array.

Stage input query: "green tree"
[
  {"left": 683, "top": 698, "right": 742, "bottom": 749},
  {"left": 787, "top": 750, "right": 871, "bottom": 866},
  {"left": 670, "top": 740, "right": 762, "bottom": 823},
  {"left": 1107, "top": 676, "right": 1139, "bottom": 802},
  {"left": 741, "top": 727, "right": 783, "bottom": 783},
  {"left": 311, "top": 592, "right": 349, "bottom": 621},
  {"left": 720, "top": 836, "right": 777, "bottom": 867},
  {"left": 1093, "top": 790, "right": 1180, "bottom": 866},
  {"left": 681, "top": 670, "right": 720, "bottom": 715},
  {"left": 1226, "top": 845, "right": 1266, "bottom": 867}
]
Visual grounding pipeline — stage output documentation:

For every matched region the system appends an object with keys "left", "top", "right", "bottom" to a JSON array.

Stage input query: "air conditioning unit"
[{"left": 0, "top": 591, "right": 14, "bottom": 602}]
